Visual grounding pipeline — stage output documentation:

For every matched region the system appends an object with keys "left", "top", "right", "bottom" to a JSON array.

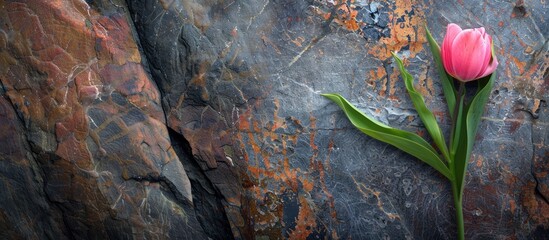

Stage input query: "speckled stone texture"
[{"left": 0, "top": 0, "right": 547, "bottom": 239}]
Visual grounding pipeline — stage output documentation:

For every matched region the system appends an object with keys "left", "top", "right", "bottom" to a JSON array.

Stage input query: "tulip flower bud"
[{"left": 441, "top": 23, "right": 498, "bottom": 82}]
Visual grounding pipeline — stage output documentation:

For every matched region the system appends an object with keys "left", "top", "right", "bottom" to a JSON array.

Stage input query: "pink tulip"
[{"left": 441, "top": 23, "right": 498, "bottom": 82}]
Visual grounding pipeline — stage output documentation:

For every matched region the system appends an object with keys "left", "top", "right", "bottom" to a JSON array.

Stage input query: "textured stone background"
[{"left": 0, "top": 0, "right": 547, "bottom": 239}]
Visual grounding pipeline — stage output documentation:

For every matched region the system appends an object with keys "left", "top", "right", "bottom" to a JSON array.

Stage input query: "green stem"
[
  {"left": 452, "top": 181, "right": 465, "bottom": 240},
  {"left": 449, "top": 81, "right": 466, "bottom": 159},
  {"left": 450, "top": 81, "right": 466, "bottom": 239}
]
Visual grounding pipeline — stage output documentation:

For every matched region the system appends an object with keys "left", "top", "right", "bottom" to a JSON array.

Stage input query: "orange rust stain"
[
  {"left": 334, "top": 4, "right": 360, "bottom": 31},
  {"left": 309, "top": 115, "right": 318, "bottom": 152},
  {"left": 367, "top": 66, "right": 387, "bottom": 89},
  {"left": 379, "top": 75, "right": 388, "bottom": 97},
  {"left": 524, "top": 63, "right": 539, "bottom": 77},
  {"left": 248, "top": 166, "right": 275, "bottom": 179},
  {"left": 476, "top": 155, "right": 483, "bottom": 168},
  {"left": 288, "top": 134, "right": 298, "bottom": 145},
  {"left": 368, "top": 1, "right": 426, "bottom": 60},
  {"left": 388, "top": 67, "right": 401, "bottom": 100},
  {"left": 279, "top": 137, "right": 299, "bottom": 192},
  {"left": 272, "top": 98, "right": 285, "bottom": 131},
  {"left": 288, "top": 196, "right": 317, "bottom": 239},
  {"left": 249, "top": 132, "right": 261, "bottom": 155},
  {"left": 432, "top": 111, "right": 445, "bottom": 122},
  {"left": 236, "top": 99, "right": 341, "bottom": 238},
  {"left": 509, "top": 199, "right": 516, "bottom": 214},
  {"left": 511, "top": 30, "right": 529, "bottom": 49},
  {"left": 290, "top": 36, "right": 305, "bottom": 47},
  {"left": 282, "top": 156, "right": 299, "bottom": 192},
  {"left": 248, "top": 128, "right": 272, "bottom": 169},
  {"left": 510, "top": 55, "right": 526, "bottom": 74},
  {"left": 522, "top": 181, "right": 549, "bottom": 225},
  {"left": 388, "top": 69, "right": 398, "bottom": 98},
  {"left": 313, "top": 158, "right": 337, "bottom": 221},
  {"left": 315, "top": 1, "right": 426, "bottom": 60},
  {"left": 263, "top": 154, "right": 272, "bottom": 170},
  {"left": 376, "top": 66, "right": 386, "bottom": 79},
  {"left": 237, "top": 109, "right": 251, "bottom": 131},
  {"left": 302, "top": 178, "right": 314, "bottom": 192},
  {"left": 234, "top": 130, "right": 251, "bottom": 165},
  {"left": 252, "top": 119, "right": 261, "bottom": 132}
]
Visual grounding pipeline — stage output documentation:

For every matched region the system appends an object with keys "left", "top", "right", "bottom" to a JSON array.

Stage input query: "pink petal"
[
  {"left": 476, "top": 27, "right": 485, "bottom": 36},
  {"left": 450, "top": 29, "right": 488, "bottom": 81},
  {"left": 475, "top": 34, "right": 493, "bottom": 79},
  {"left": 442, "top": 24, "right": 462, "bottom": 76},
  {"left": 476, "top": 50, "right": 499, "bottom": 79}
]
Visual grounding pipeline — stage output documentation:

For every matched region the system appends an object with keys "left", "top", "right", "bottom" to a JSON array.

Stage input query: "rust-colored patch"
[
  {"left": 189, "top": 62, "right": 211, "bottom": 101},
  {"left": 290, "top": 35, "right": 306, "bottom": 48},
  {"left": 0, "top": 0, "right": 184, "bottom": 236},
  {"left": 313, "top": 0, "right": 426, "bottom": 60},
  {"left": 332, "top": 4, "right": 360, "bottom": 31},
  {"left": 388, "top": 66, "right": 402, "bottom": 100},
  {"left": 510, "top": 55, "right": 527, "bottom": 75},
  {"left": 509, "top": 199, "right": 516, "bottom": 214},
  {"left": 476, "top": 155, "right": 484, "bottom": 168},
  {"left": 235, "top": 100, "right": 338, "bottom": 238},
  {"left": 352, "top": 175, "right": 401, "bottom": 221},
  {"left": 272, "top": 98, "right": 285, "bottom": 131},
  {"left": 521, "top": 181, "right": 549, "bottom": 225},
  {"left": 368, "top": 1, "right": 426, "bottom": 60},
  {"left": 288, "top": 195, "right": 317, "bottom": 239}
]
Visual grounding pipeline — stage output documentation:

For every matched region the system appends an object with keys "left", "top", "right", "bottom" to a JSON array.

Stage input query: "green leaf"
[
  {"left": 426, "top": 26, "right": 457, "bottom": 118},
  {"left": 453, "top": 72, "right": 495, "bottom": 200},
  {"left": 322, "top": 93, "right": 452, "bottom": 179},
  {"left": 392, "top": 53, "right": 451, "bottom": 162}
]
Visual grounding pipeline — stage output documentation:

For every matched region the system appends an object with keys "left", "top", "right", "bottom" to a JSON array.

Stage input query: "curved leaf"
[
  {"left": 322, "top": 93, "right": 451, "bottom": 179},
  {"left": 392, "top": 53, "right": 451, "bottom": 162},
  {"left": 426, "top": 26, "right": 457, "bottom": 118},
  {"left": 453, "top": 71, "right": 495, "bottom": 200}
]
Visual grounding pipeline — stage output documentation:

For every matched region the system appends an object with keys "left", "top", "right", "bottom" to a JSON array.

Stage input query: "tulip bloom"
[{"left": 441, "top": 23, "right": 498, "bottom": 82}]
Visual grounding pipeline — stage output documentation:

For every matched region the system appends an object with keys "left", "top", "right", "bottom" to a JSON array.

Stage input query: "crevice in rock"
[
  {"left": 512, "top": 0, "right": 527, "bottom": 18},
  {"left": 123, "top": 2, "right": 235, "bottom": 236},
  {"left": 533, "top": 176, "right": 549, "bottom": 205},
  {"left": 127, "top": 172, "right": 192, "bottom": 206},
  {"left": 167, "top": 128, "right": 235, "bottom": 240},
  {"left": 0, "top": 79, "right": 6, "bottom": 94},
  {"left": 119, "top": 0, "right": 169, "bottom": 125},
  {"left": 530, "top": 121, "right": 549, "bottom": 206}
]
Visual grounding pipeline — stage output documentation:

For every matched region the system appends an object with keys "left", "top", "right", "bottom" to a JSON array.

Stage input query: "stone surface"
[
  {"left": 0, "top": 0, "right": 548, "bottom": 239},
  {"left": 0, "top": 0, "right": 205, "bottom": 239}
]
